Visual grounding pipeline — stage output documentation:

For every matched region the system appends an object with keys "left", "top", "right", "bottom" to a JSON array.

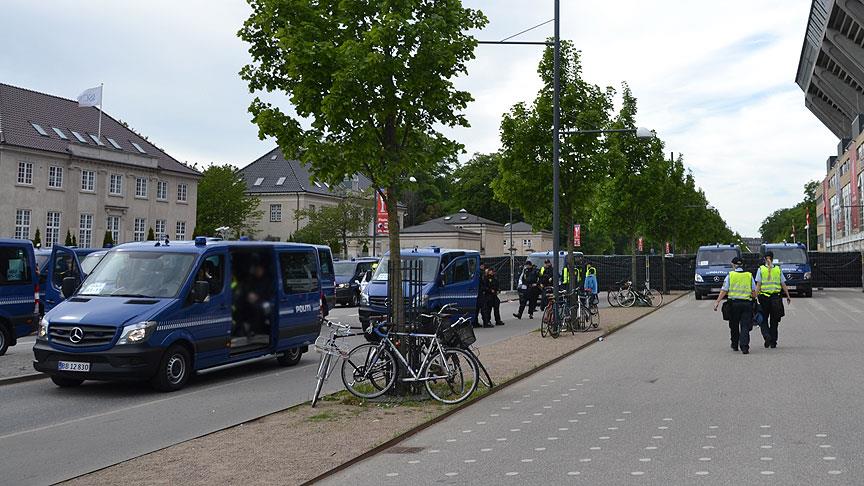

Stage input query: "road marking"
[
  {"left": 823, "top": 457, "right": 836, "bottom": 461},
  {"left": 828, "top": 470, "right": 842, "bottom": 475},
  {"left": 819, "top": 444, "right": 832, "bottom": 448},
  {"left": 567, "top": 471, "right": 581, "bottom": 476},
  {"left": 408, "top": 460, "right": 420, "bottom": 464},
  {"left": 640, "top": 458, "right": 651, "bottom": 462},
  {"left": 760, "top": 434, "right": 771, "bottom": 438},
  {"left": 481, "top": 448, "right": 492, "bottom": 452},
  {"left": 558, "top": 428, "right": 569, "bottom": 431},
  {"left": 534, "top": 447, "right": 546, "bottom": 451},
  {"left": 695, "top": 471, "right": 709, "bottom": 476},
  {"left": 698, "top": 457, "right": 711, "bottom": 461},
  {"left": 579, "top": 458, "right": 592, "bottom": 462},
  {"left": 760, "top": 471, "right": 774, "bottom": 475},
  {"left": 816, "top": 433, "right": 828, "bottom": 438},
  {"left": 505, "top": 472, "right": 519, "bottom": 476},
  {"left": 760, "top": 445, "right": 772, "bottom": 449},
  {"left": 510, "top": 429, "right": 521, "bottom": 432},
  {"left": 631, "top": 471, "right": 645, "bottom": 476},
  {"left": 521, "top": 459, "right": 533, "bottom": 463},
  {"left": 760, "top": 457, "right": 772, "bottom": 461},
  {"left": 385, "top": 472, "right": 399, "bottom": 477},
  {"left": 589, "top": 446, "right": 601, "bottom": 450}
]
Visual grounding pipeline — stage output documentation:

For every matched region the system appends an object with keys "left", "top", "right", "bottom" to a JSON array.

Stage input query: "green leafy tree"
[
  {"left": 759, "top": 181, "right": 818, "bottom": 245},
  {"left": 64, "top": 230, "right": 73, "bottom": 246},
  {"left": 404, "top": 158, "right": 455, "bottom": 227},
  {"left": 239, "top": 0, "right": 487, "bottom": 327},
  {"left": 292, "top": 197, "right": 373, "bottom": 258},
  {"left": 32, "top": 229, "right": 42, "bottom": 249},
  {"left": 493, "top": 41, "right": 614, "bottom": 285},
  {"left": 147, "top": 227, "right": 156, "bottom": 240},
  {"left": 102, "top": 231, "right": 114, "bottom": 248},
  {"left": 450, "top": 153, "right": 520, "bottom": 224},
  {"left": 196, "top": 164, "right": 262, "bottom": 237},
  {"left": 71, "top": 234, "right": 77, "bottom": 247}
]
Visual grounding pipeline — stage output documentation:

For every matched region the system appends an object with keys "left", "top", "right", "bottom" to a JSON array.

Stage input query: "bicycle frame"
[{"left": 360, "top": 332, "right": 453, "bottom": 383}]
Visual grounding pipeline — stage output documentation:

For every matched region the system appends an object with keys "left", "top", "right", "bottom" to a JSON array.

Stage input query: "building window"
[
  {"left": 842, "top": 184, "right": 852, "bottom": 237},
  {"left": 135, "top": 177, "right": 148, "bottom": 198},
  {"left": 157, "top": 181, "right": 168, "bottom": 201},
  {"left": 107, "top": 216, "right": 120, "bottom": 244},
  {"left": 81, "top": 170, "right": 96, "bottom": 192},
  {"left": 15, "top": 209, "right": 31, "bottom": 240},
  {"left": 79, "top": 213, "right": 93, "bottom": 248},
  {"left": 134, "top": 218, "right": 146, "bottom": 242},
  {"left": 155, "top": 219, "right": 166, "bottom": 240},
  {"left": 17, "top": 162, "right": 33, "bottom": 185},
  {"left": 175, "top": 221, "right": 187, "bottom": 240},
  {"left": 45, "top": 211, "right": 61, "bottom": 248},
  {"left": 109, "top": 174, "right": 123, "bottom": 195},
  {"left": 177, "top": 183, "right": 188, "bottom": 202},
  {"left": 48, "top": 166, "right": 64, "bottom": 188},
  {"left": 270, "top": 204, "right": 282, "bottom": 222}
]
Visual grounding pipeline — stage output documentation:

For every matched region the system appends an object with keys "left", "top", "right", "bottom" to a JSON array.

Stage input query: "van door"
[
  {"left": 316, "top": 247, "right": 335, "bottom": 314},
  {"left": 275, "top": 249, "right": 321, "bottom": 350},
  {"left": 439, "top": 255, "right": 479, "bottom": 318},
  {"left": 180, "top": 251, "right": 230, "bottom": 368},
  {"left": 45, "top": 245, "right": 82, "bottom": 312},
  {"left": 0, "top": 244, "right": 37, "bottom": 345}
]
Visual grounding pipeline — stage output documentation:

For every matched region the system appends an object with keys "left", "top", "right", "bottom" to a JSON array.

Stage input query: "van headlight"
[
  {"left": 694, "top": 274, "right": 703, "bottom": 283},
  {"left": 38, "top": 317, "right": 49, "bottom": 338},
  {"left": 117, "top": 321, "right": 157, "bottom": 345},
  {"left": 804, "top": 272, "right": 811, "bottom": 280},
  {"left": 337, "top": 283, "right": 349, "bottom": 289}
]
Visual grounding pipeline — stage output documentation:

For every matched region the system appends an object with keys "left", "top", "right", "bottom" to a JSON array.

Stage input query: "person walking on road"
[
  {"left": 713, "top": 256, "right": 757, "bottom": 354},
  {"left": 514, "top": 261, "right": 540, "bottom": 319},
  {"left": 487, "top": 267, "right": 504, "bottom": 326},
  {"left": 755, "top": 251, "right": 792, "bottom": 348},
  {"left": 474, "top": 263, "right": 487, "bottom": 328}
]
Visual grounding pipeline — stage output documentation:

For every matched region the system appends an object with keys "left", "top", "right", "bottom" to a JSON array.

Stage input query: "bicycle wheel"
[
  {"left": 424, "top": 347, "right": 479, "bottom": 404},
  {"left": 549, "top": 305, "right": 561, "bottom": 338},
  {"left": 311, "top": 352, "right": 332, "bottom": 407},
  {"left": 541, "top": 304, "right": 553, "bottom": 337},
  {"left": 607, "top": 290, "right": 619, "bottom": 307},
  {"left": 467, "top": 348, "right": 495, "bottom": 389},
  {"left": 341, "top": 343, "right": 397, "bottom": 399},
  {"left": 617, "top": 289, "right": 636, "bottom": 308},
  {"left": 647, "top": 289, "right": 663, "bottom": 307},
  {"left": 589, "top": 303, "right": 600, "bottom": 329}
]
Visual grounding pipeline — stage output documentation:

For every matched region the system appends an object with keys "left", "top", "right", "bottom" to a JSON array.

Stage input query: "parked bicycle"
[
  {"left": 420, "top": 304, "right": 494, "bottom": 389},
  {"left": 541, "top": 287, "right": 571, "bottom": 338},
  {"left": 617, "top": 281, "right": 663, "bottom": 308},
  {"left": 607, "top": 279, "right": 632, "bottom": 307},
  {"left": 341, "top": 306, "right": 479, "bottom": 404},
  {"left": 311, "top": 319, "right": 362, "bottom": 407}
]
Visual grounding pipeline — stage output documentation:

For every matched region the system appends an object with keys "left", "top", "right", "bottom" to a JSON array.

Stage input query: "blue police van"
[
  {"left": 36, "top": 247, "right": 108, "bottom": 315},
  {"left": 359, "top": 248, "right": 481, "bottom": 330},
  {"left": 0, "top": 239, "right": 39, "bottom": 356},
  {"left": 759, "top": 242, "right": 812, "bottom": 297},
  {"left": 694, "top": 244, "right": 742, "bottom": 300},
  {"left": 33, "top": 238, "right": 324, "bottom": 391},
  {"left": 334, "top": 257, "right": 379, "bottom": 307}
]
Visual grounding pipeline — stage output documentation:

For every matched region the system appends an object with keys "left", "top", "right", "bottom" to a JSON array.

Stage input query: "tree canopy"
[
  {"left": 195, "top": 164, "right": 261, "bottom": 238},
  {"left": 291, "top": 197, "right": 373, "bottom": 257},
  {"left": 759, "top": 181, "right": 818, "bottom": 244}
]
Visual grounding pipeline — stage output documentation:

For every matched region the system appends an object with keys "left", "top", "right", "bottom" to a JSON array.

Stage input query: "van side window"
[
  {"left": 52, "top": 253, "right": 78, "bottom": 288},
  {"left": 280, "top": 251, "right": 319, "bottom": 294},
  {"left": 317, "top": 249, "right": 334, "bottom": 279},
  {"left": 194, "top": 255, "right": 225, "bottom": 296},
  {"left": 444, "top": 258, "right": 471, "bottom": 285},
  {"left": 0, "top": 248, "right": 30, "bottom": 284}
]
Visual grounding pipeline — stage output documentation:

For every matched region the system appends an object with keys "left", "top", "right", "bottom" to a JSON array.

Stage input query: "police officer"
[
  {"left": 474, "top": 263, "right": 488, "bottom": 328},
  {"left": 713, "top": 256, "right": 757, "bottom": 354},
  {"left": 755, "top": 251, "right": 792, "bottom": 348},
  {"left": 514, "top": 261, "right": 540, "bottom": 319}
]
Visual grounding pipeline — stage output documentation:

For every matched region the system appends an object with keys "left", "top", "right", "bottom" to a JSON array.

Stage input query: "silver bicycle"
[{"left": 310, "top": 319, "right": 357, "bottom": 407}]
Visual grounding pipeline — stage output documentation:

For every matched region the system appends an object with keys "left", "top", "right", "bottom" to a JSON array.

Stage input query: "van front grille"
[{"left": 49, "top": 324, "right": 117, "bottom": 347}]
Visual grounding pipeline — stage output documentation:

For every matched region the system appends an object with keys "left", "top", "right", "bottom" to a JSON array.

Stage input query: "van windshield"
[
  {"left": 372, "top": 256, "right": 440, "bottom": 283},
  {"left": 80, "top": 251, "right": 108, "bottom": 275},
  {"left": 771, "top": 248, "right": 807, "bottom": 265},
  {"left": 78, "top": 251, "right": 197, "bottom": 298},
  {"left": 696, "top": 249, "right": 739, "bottom": 266},
  {"left": 334, "top": 261, "right": 357, "bottom": 277}
]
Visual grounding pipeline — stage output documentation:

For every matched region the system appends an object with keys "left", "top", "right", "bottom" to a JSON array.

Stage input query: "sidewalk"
[
  {"left": 65, "top": 292, "right": 687, "bottom": 486},
  {"left": 0, "top": 337, "right": 38, "bottom": 382}
]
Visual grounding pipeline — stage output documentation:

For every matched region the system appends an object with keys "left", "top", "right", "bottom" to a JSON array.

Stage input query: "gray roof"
[
  {"left": 0, "top": 83, "right": 199, "bottom": 176},
  {"left": 505, "top": 221, "right": 544, "bottom": 232},
  {"left": 240, "top": 147, "right": 374, "bottom": 196},
  {"left": 431, "top": 209, "right": 503, "bottom": 227},
  {"left": 402, "top": 220, "right": 480, "bottom": 235}
]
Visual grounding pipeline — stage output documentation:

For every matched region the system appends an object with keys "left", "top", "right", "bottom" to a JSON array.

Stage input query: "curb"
[
  {"left": 0, "top": 372, "right": 46, "bottom": 387},
  {"left": 302, "top": 291, "right": 690, "bottom": 485}
]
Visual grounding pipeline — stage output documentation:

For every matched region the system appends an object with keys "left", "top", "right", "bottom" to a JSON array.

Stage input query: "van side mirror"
[
  {"left": 61, "top": 277, "right": 78, "bottom": 299},
  {"left": 191, "top": 281, "right": 210, "bottom": 303}
]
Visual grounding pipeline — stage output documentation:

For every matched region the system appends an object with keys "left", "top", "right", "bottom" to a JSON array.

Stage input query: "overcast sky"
[{"left": 0, "top": 0, "right": 835, "bottom": 236}]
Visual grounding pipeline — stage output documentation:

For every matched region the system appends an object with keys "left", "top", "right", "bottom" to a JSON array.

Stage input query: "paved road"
[
  {"left": 0, "top": 298, "right": 545, "bottom": 486},
  {"left": 322, "top": 290, "right": 864, "bottom": 485}
]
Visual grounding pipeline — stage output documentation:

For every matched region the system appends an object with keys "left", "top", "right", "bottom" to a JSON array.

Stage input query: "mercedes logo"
[
  {"left": 69, "top": 327, "right": 84, "bottom": 344},
  {"left": 786, "top": 274, "right": 792, "bottom": 280},
  {"left": 713, "top": 276, "right": 720, "bottom": 282}
]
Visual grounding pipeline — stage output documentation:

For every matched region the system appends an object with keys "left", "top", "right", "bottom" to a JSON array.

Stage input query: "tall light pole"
[{"left": 551, "top": 0, "right": 562, "bottom": 325}]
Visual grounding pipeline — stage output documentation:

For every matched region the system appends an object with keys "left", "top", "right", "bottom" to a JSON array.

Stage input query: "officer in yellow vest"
[
  {"left": 713, "top": 256, "right": 757, "bottom": 354},
  {"left": 755, "top": 251, "right": 792, "bottom": 348}
]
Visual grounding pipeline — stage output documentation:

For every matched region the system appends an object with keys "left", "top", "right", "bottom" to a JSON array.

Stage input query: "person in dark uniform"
[
  {"left": 713, "top": 256, "right": 757, "bottom": 354},
  {"left": 474, "top": 263, "right": 488, "bottom": 328},
  {"left": 487, "top": 267, "right": 504, "bottom": 326},
  {"left": 513, "top": 261, "right": 540, "bottom": 319},
  {"left": 755, "top": 251, "right": 792, "bottom": 348}
]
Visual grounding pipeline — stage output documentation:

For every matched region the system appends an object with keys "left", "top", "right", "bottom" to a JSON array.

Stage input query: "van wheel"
[
  {"left": 51, "top": 376, "right": 84, "bottom": 388},
  {"left": 277, "top": 347, "right": 303, "bottom": 366},
  {"left": 0, "top": 325, "right": 9, "bottom": 356},
  {"left": 151, "top": 345, "right": 191, "bottom": 392}
]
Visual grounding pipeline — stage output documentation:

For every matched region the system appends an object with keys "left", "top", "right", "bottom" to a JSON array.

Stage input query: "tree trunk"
[{"left": 384, "top": 188, "right": 403, "bottom": 331}]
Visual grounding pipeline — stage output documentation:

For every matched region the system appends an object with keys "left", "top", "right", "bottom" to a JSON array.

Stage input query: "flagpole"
[{"left": 97, "top": 83, "right": 104, "bottom": 140}]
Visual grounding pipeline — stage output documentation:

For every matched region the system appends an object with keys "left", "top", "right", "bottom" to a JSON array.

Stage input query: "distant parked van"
[
  {"left": 0, "top": 239, "right": 39, "bottom": 356},
  {"left": 359, "top": 248, "right": 481, "bottom": 330},
  {"left": 35, "top": 247, "right": 108, "bottom": 315},
  {"left": 759, "top": 242, "right": 812, "bottom": 297},
  {"left": 694, "top": 244, "right": 742, "bottom": 300},
  {"left": 33, "top": 239, "right": 324, "bottom": 391}
]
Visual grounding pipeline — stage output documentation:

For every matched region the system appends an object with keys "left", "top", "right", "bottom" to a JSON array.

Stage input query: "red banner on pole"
[
  {"left": 573, "top": 224, "right": 581, "bottom": 247},
  {"left": 637, "top": 237, "right": 644, "bottom": 252},
  {"left": 375, "top": 191, "right": 389, "bottom": 235},
  {"left": 665, "top": 241, "right": 671, "bottom": 254}
]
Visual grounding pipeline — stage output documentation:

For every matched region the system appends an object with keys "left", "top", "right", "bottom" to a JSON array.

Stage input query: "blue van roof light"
[{"left": 195, "top": 237, "right": 207, "bottom": 246}]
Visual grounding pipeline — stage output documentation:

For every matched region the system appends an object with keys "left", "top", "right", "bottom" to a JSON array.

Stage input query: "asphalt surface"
[
  {"left": 0, "top": 297, "right": 547, "bottom": 486},
  {"left": 321, "top": 290, "right": 864, "bottom": 485}
]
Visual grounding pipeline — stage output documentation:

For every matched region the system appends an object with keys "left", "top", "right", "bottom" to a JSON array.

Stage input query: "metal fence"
[{"left": 481, "top": 251, "right": 863, "bottom": 291}]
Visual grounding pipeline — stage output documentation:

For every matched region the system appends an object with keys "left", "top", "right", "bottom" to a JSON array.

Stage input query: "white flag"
[{"left": 77, "top": 86, "right": 102, "bottom": 107}]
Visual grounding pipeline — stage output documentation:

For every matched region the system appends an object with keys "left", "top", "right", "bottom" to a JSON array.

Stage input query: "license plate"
[
  {"left": 57, "top": 361, "right": 90, "bottom": 372},
  {"left": 787, "top": 285, "right": 796, "bottom": 290}
]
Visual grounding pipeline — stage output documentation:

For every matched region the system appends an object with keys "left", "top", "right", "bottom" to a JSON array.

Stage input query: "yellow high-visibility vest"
[
  {"left": 728, "top": 270, "right": 753, "bottom": 300},
  {"left": 759, "top": 265, "right": 782, "bottom": 295}
]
